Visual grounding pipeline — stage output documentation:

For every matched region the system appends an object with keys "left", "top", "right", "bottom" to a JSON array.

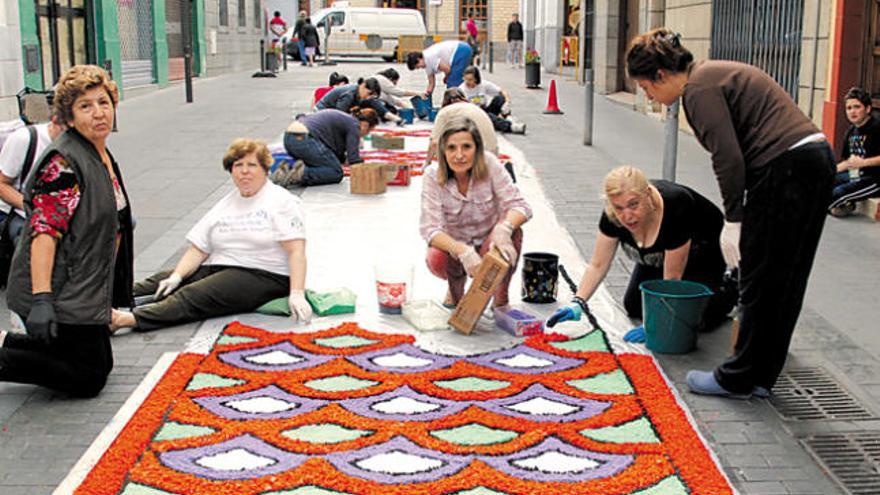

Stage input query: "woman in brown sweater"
[{"left": 626, "top": 29, "right": 834, "bottom": 399}]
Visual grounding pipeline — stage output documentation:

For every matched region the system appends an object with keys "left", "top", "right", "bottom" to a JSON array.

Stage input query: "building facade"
[{"left": 1, "top": 0, "right": 265, "bottom": 121}]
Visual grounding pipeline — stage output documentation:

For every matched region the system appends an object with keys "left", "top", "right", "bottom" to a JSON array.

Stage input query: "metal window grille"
[
  {"left": 710, "top": 0, "right": 804, "bottom": 100},
  {"left": 116, "top": 0, "right": 155, "bottom": 87},
  {"left": 238, "top": 0, "right": 247, "bottom": 26},
  {"left": 220, "top": 0, "right": 229, "bottom": 26}
]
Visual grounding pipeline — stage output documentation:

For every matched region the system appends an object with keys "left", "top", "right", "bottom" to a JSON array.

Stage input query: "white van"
[{"left": 286, "top": 5, "right": 426, "bottom": 61}]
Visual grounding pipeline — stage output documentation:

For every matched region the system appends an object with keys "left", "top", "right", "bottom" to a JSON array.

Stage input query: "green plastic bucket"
[{"left": 639, "top": 279, "right": 713, "bottom": 354}]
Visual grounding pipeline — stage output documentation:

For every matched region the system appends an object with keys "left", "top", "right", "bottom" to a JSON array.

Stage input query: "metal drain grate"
[
  {"left": 803, "top": 432, "right": 880, "bottom": 495},
  {"left": 770, "top": 367, "right": 875, "bottom": 421}
]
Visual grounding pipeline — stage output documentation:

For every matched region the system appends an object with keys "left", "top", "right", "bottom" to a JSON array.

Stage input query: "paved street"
[{"left": 1, "top": 57, "right": 879, "bottom": 494}]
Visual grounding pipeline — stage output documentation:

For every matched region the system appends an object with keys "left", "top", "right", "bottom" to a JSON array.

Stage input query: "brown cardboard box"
[
  {"left": 350, "top": 164, "right": 387, "bottom": 194},
  {"left": 448, "top": 248, "right": 510, "bottom": 334},
  {"left": 371, "top": 135, "right": 405, "bottom": 150}
]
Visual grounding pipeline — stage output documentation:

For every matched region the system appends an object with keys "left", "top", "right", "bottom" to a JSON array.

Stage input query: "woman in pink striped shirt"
[{"left": 419, "top": 117, "right": 532, "bottom": 307}]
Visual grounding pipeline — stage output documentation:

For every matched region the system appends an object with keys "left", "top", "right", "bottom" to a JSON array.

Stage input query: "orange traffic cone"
[{"left": 543, "top": 79, "right": 563, "bottom": 114}]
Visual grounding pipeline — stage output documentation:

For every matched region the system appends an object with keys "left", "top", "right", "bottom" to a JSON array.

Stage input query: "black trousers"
[
  {"left": 622, "top": 239, "right": 732, "bottom": 330},
  {"left": 715, "top": 142, "right": 835, "bottom": 393},
  {"left": 482, "top": 95, "right": 512, "bottom": 133},
  {"left": 0, "top": 323, "right": 113, "bottom": 397},
  {"left": 132, "top": 265, "right": 289, "bottom": 331}
]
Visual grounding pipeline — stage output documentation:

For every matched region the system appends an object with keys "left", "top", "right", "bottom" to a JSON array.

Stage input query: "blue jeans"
[
  {"left": 0, "top": 211, "right": 25, "bottom": 244},
  {"left": 283, "top": 132, "right": 344, "bottom": 186},
  {"left": 447, "top": 43, "right": 473, "bottom": 87},
  {"left": 829, "top": 171, "right": 880, "bottom": 210},
  {"left": 298, "top": 40, "right": 307, "bottom": 63}
]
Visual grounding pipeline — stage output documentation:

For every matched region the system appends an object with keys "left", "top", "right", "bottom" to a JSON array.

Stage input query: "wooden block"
[
  {"left": 448, "top": 248, "right": 510, "bottom": 334},
  {"left": 350, "top": 164, "right": 387, "bottom": 194},
  {"left": 371, "top": 135, "right": 405, "bottom": 150},
  {"left": 856, "top": 198, "right": 880, "bottom": 221}
]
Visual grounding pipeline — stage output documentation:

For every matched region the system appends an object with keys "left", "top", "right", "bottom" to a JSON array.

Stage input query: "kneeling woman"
[
  {"left": 112, "top": 139, "right": 312, "bottom": 331},
  {"left": 278, "top": 108, "right": 379, "bottom": 188},
  {"left": 1, "top": 65, "right": 133, "bottom": 397},
  {"left": 549, "top": 166, "right": 735, "bottom": 329},
  {"left": 419, "top": 117, "right": 531, "bottom": 307}
]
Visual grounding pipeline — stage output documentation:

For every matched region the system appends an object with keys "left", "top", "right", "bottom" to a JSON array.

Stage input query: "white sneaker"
[{"left": 511, "top": 122, "right": 526, "bottom": 134}]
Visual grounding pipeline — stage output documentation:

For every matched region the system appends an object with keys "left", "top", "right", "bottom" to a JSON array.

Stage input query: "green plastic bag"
[
  {"left": 305, "top": 288, "right": 357, "bottom": 316},
  {"left": 256, "top": 297, "right": 291, "bottom": 316}
]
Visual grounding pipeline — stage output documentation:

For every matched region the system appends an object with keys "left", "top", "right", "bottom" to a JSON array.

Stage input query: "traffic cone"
[{"left": 543, "top": 79, "right": 563, "bottom": 114}]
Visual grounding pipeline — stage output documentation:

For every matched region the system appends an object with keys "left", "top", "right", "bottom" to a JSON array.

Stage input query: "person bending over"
[
  {"left": 1, "top": 65, "right": 133, "bottom": 397},
  {"left": 316, "top": 77, "right": 402, "bottom": 124},
  {"left": 829, "top": 87, "right": 880, "bottom": 216},
  {"left": 111, "top": 139, "right": 311, "bottom": 332},
  {"left": 374, "top": 68, "right": 420, "bottom": 111},
  {"left": 311, "top": 72, "right": 349, "bottom": 109},
  {"left": 548, "top": 166, "right": 736, "bottom": 331},
  {"left": 419, "top": 116, "right": 531, "bottom": 308},
  {"left": 627, "top": 29, "right": 834, "bottom": 399},
  {"left": 276, "top": 108, "right": 379, "bottom": 187},
  {"left": 406, "top": 40, "right": 473, "bottom": 99}
]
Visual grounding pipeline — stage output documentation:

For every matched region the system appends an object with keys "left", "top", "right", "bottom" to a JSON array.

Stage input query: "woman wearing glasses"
[{"left": 548, "top": 166, "right": 735, "bottom": 332}]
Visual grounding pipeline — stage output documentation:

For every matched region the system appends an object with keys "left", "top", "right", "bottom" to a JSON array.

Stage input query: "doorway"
[{"left": 35, "top": 0, "right": 93, "bottom": 87}]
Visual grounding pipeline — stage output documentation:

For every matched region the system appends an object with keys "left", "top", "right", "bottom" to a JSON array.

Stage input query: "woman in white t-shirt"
[
  {"left": 459, "top": 65, "right": 512, "bottom": 116},
  {"left": 111, "top": 139, "right": 311, "bottom": 332}
]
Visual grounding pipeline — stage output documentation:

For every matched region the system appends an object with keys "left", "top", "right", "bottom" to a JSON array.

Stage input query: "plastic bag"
[{"left": 305, "top": 288, "right": 357, "bottom": 316}]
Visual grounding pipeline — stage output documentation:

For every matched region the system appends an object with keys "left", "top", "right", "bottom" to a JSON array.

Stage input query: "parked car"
[{"left": 280, "top": 6, "right": 426, "bottom": 62}]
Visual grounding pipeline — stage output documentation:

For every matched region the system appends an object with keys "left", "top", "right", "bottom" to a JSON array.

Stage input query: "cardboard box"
[
  {"left": 371, "top": 135, "right": 405, "bottom": 150},
  {"left": 449, "top": 248, "right": 510, "bottom": 334},
  {"left": 856, "top": 198, "right": 880, "bottom": 221},
  {"left": 382, "top": 163, "right": 411, "bottom": 186},
  {"left": 350, "top": 164, "right": 387, "bottom": 194}
]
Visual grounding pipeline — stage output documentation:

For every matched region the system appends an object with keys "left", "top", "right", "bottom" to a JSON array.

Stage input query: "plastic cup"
[{"left": 375, "top": 263, "right": 413, "bottom": 314}]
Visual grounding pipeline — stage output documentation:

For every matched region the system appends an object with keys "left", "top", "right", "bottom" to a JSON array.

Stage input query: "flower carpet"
[{"left": 73, "top": 321, "right": 733, "bottom": 495}]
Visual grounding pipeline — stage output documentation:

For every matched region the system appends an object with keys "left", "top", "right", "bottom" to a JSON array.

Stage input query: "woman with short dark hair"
[
  {"left": 1, "top": 65, "right": 133, "bottom": 397},
  {"left": 111, "top": 138, "right": 310, "bottom": 332}
]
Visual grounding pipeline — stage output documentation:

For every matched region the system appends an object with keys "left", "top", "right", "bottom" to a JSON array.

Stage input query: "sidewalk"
[{"left": 0, "top": 59, "right": 877, "bottom": 494}]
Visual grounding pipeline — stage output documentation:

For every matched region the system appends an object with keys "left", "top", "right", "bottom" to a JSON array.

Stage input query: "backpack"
[{"left": 0, "top": 125, "right": 38, "bottom": 288}]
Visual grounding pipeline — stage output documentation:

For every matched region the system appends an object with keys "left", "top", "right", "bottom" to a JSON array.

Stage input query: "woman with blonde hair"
[
  {"left": 548, "top": 166, "right": 735, "bottom": 334},
  {"left": 626, "top": 28, "right": 834, "bottom": 399},
  {"left": 1, "top": 65, "right": 133, "bottom": 397},
  {"left": 419, "top": 116, "right": 531, "bottom": 308},
  {"left": 111, "top": 138, "right": 310, "bottom": 332}
]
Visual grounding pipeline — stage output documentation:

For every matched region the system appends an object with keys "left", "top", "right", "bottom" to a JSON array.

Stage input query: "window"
[
  {"left": 459, "top": 0, "right": 487, "bottom": 34},
  {"left": 239, "top": 0, "right": 247, "bottom": 26},
  {"left": 254, "top": 0, "right": 262, "bottom": 30},
  {"left": 219, "top": 0, "right": 228, "bottom": 26},
  {"left": 865, "top": 1, "right": 880, "bottom": 105}
]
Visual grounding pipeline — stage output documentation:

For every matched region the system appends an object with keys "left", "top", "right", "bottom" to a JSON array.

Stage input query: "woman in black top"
[{"left": 548, "top": 166, "right": 735, "bottom": 329}]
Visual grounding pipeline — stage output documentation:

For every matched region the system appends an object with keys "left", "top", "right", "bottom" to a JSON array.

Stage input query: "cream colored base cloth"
[{"left": 186, "top": 122, "right": 644, "bottom": 356}]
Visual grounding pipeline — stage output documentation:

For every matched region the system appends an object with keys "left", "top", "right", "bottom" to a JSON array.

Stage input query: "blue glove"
[
  {"left": 623, "top": 325, "right": 646, "bottom": 343},
  {"left": 546, "top": 301, "right": 583, "bottom": 328}
]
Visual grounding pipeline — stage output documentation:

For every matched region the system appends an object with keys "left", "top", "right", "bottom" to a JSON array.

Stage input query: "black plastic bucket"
[{"left": 521, "top": 252, "right": 559, "bottom": 303}]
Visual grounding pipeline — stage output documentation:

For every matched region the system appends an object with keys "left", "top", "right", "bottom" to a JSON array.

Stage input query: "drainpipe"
[{"left": 807, "top": 0, "right": 822, "bottom": 119}]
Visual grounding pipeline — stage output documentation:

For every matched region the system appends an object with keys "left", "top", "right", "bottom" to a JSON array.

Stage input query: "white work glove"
[
  {"left": 455, "top": 245, "right": 483, "bottom": 278},
  {"left": 288, "top": 289, "right": 313, "bottom": 323},
  {"left": 488, "top": 221, "right": 518, "bottom": 263},
  {"left": 719, "top": 221, "right": 742, "bottom": 268},
  {"left": 501, "top": 100, "right": 511, "bottom": 115},
  {"left": 155, "top": 273, "right": 183, "bottom": 300}
]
